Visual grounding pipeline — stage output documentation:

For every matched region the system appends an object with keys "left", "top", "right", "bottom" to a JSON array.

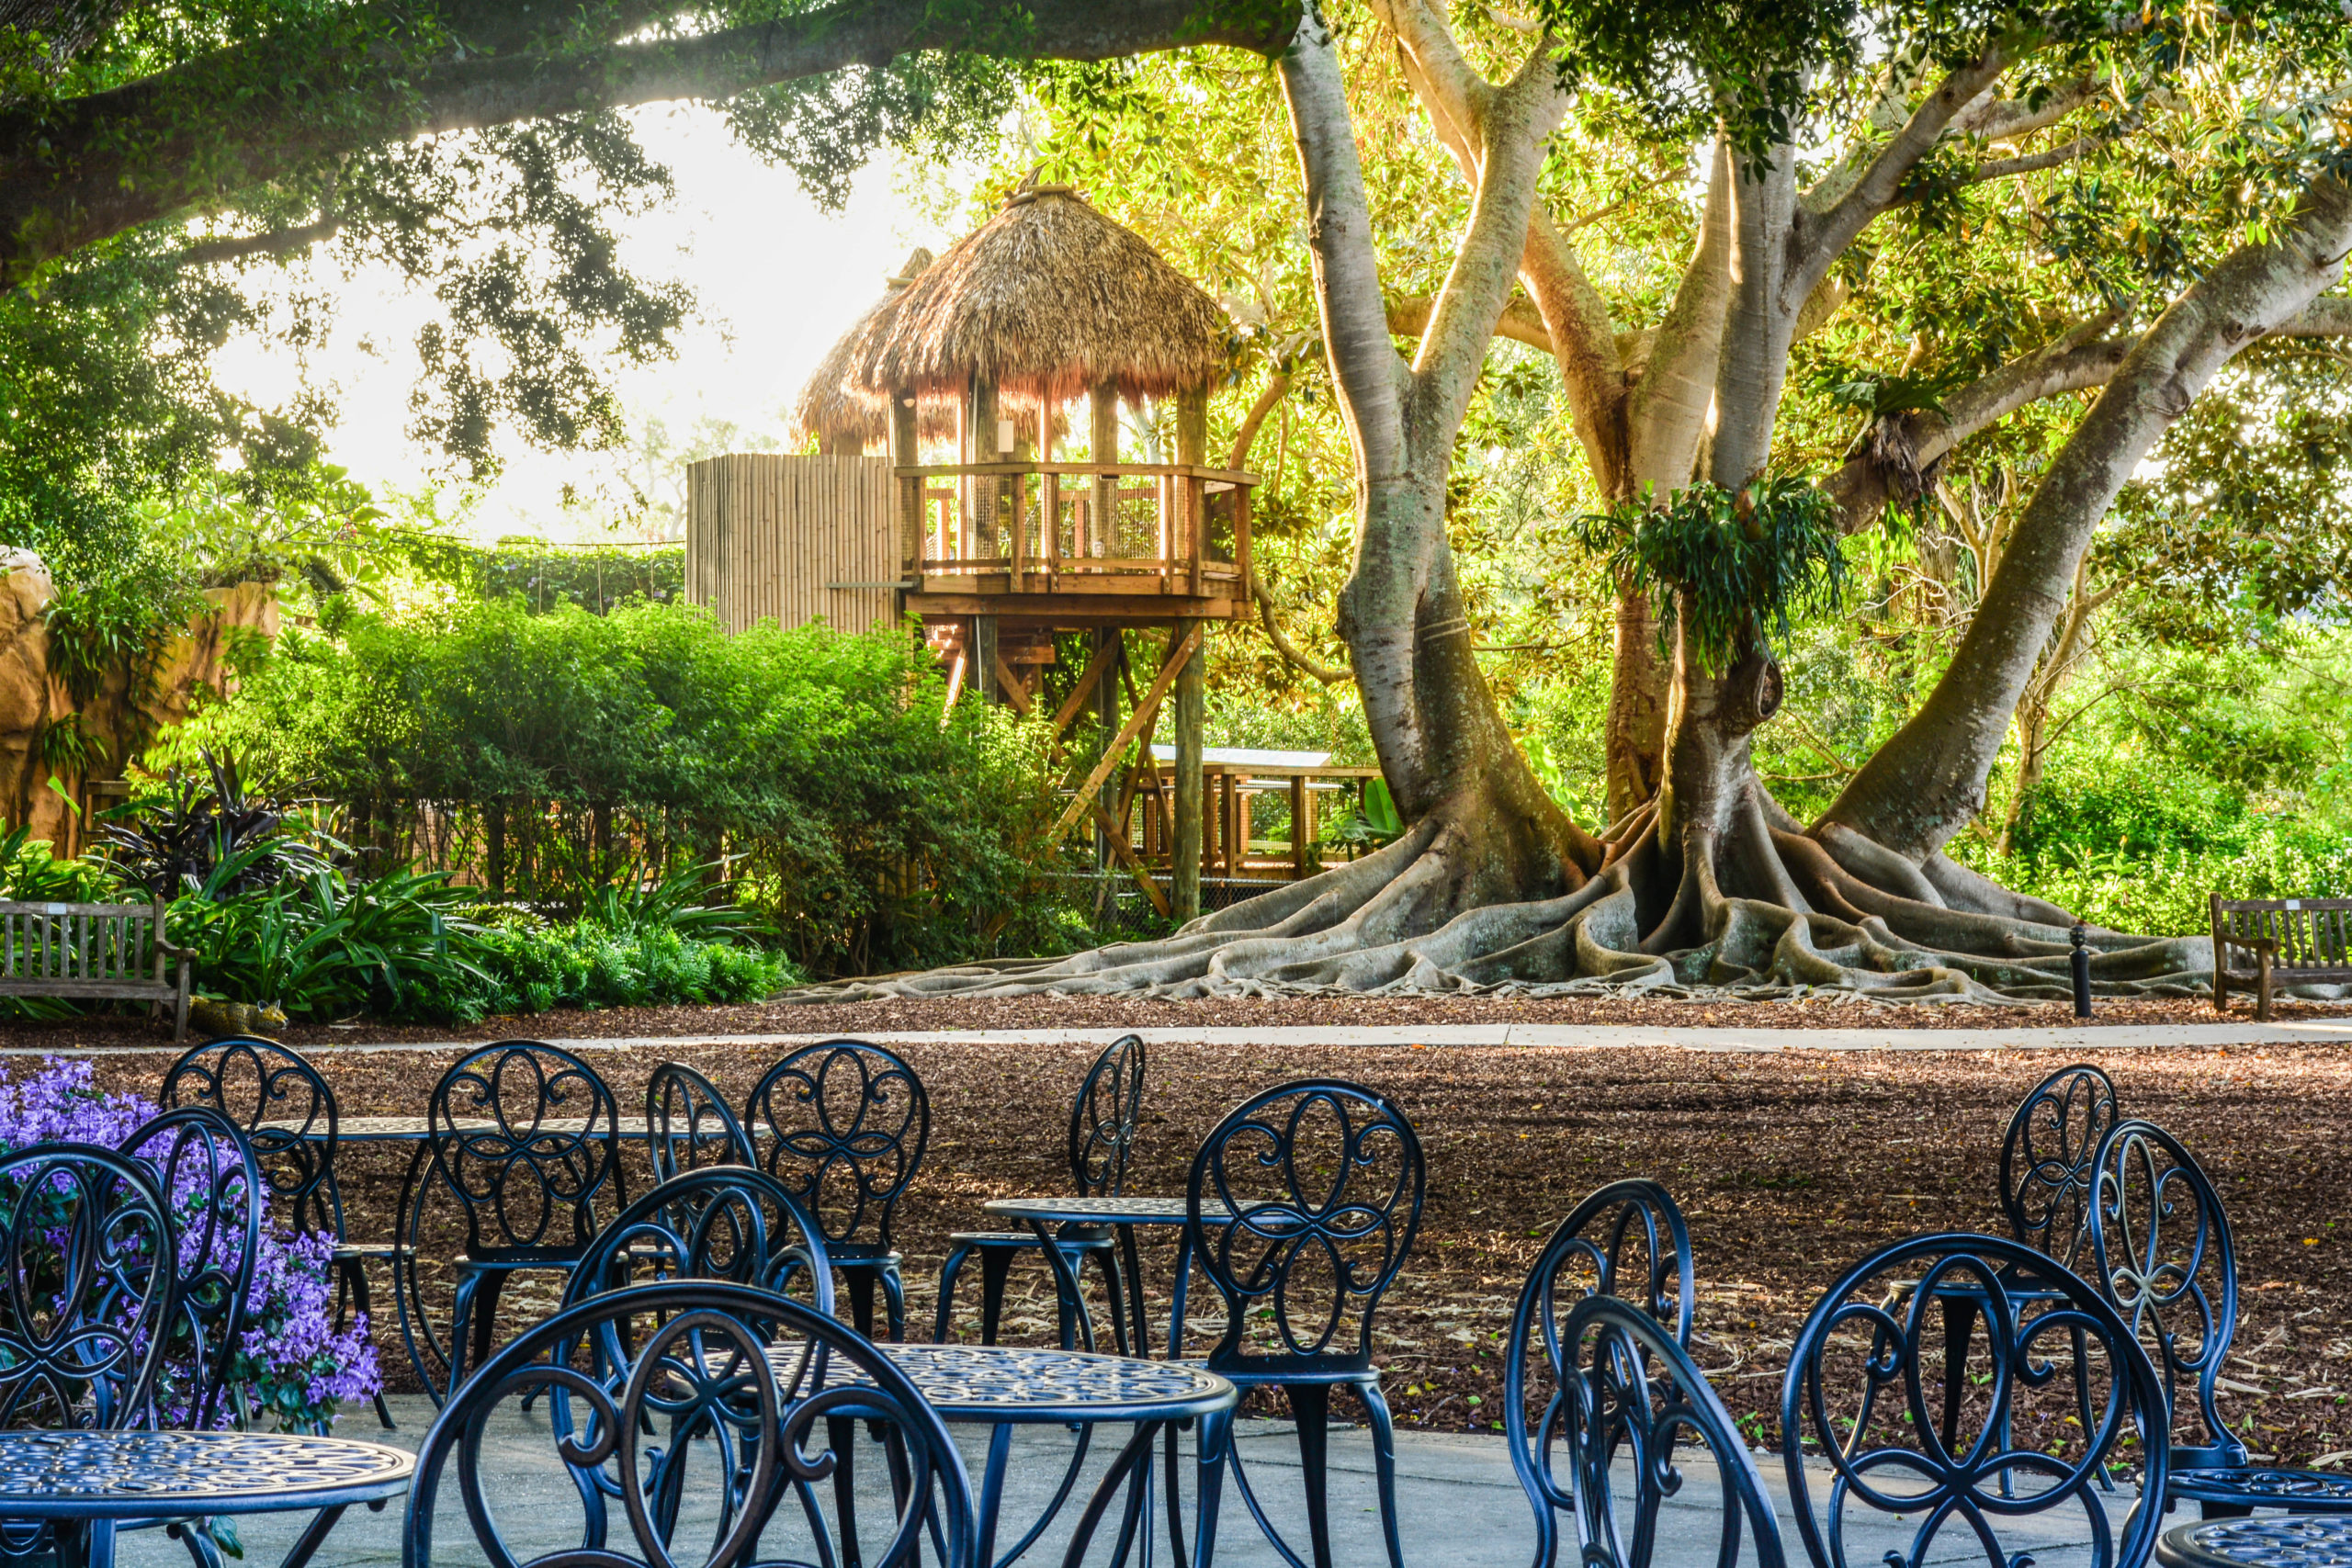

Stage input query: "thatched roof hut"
[
  {"left": 789, "top": 248, "right": 956, "bottom": 452},
  {"left": 846, "top": 185, "right": 1230, "bottom": 410}
]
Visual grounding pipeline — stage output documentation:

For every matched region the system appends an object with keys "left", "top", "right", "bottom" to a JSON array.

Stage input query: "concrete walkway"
[
  {"left": 50, "top": 1016, "right": 2352, "bottom": 1059},
  {"left": 125, "top": 1394, "right": 2167, "bottom": 1567}
]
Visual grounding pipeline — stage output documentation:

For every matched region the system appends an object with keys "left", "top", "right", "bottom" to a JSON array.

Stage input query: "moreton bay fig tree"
[{"left": 808, "top": 0, "right": 2352, "bottom": 1003}]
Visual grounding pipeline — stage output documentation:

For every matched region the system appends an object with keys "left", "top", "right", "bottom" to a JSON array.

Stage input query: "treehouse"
[{"left": 684, "top": 181, "right": 1261, "bottom": 917}]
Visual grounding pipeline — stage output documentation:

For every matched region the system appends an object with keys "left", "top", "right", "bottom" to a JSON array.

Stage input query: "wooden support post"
[
  {"left": 891, "top": 387, "right": 920, "bottom": 617},
  {"left": 1049, "top": 622, "right": 1204, "bottom": 844},
  {"left": 1093, "top": 628, "right": 1123, "bottom": 872},
  {"left": 1292, "top": 774, "right": 1313, "bottom": 879},
  {"left": 1088, "top": 801, "right": 1170, "bottom": 919},
  {"left": 972, "top": 616, "right": 999, "bottom": 705},
  {"left": 1172, "top": 619, "right": 1204, "bottom": 921},
  {"left": 1232, "top": 775, "right": 1250, "bottom": 879},
  {"left": 1045, "top": 639, "right": 1113, "bottom": 750},
  {"left": 1090, "top": 379, "right": 1119, "bottom": 560},
  {"left": 1177, "top": 388, "right": 1207, "bottom": 596},
  {"left": 1042, "top": 470, "right": 1060, "bottom": 587},
  {"left": 991, "top": 652, "right": 1033, "bottom": 716}
]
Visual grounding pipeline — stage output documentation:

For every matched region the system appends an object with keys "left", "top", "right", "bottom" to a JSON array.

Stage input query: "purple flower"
[{"left": 0, "top": 1058, "right": 382, "bottom": 1430}]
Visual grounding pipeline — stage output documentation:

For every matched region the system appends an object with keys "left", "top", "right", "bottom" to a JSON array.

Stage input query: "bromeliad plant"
[
  {"left": 0, "top": 1057, "right": 380, "bottom": 1432},
  {"left": 104, "top": 750, "right": 340, "bottom": 898}
]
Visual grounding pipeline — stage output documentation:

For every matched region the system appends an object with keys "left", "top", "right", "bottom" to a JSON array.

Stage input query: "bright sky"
[{"left": 210, "top": 105, "right": 961, "bottom": 543}]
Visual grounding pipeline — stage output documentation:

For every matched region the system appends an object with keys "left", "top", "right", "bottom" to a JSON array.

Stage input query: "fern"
[{"left": 1574, "top": 478, "right": 1848, "bottom": 674}]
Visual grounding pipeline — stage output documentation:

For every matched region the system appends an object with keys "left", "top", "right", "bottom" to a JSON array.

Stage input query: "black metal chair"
[
  {"left": 396, "top": 1040, "right": 625, "bottom": 1405},
  {"left": 1781, "top": 1232, "right": 2171, "bottom": 1568},
  {"left": 159, "top": 1034, "right": 400, "bottom": 1428},
  {"left": 119, "top": 1106, "right": 262, "bottom": 1434},
  {"left": 933, "top": 1032, "right": 1143, "bottom": 1350},
  {"left": 1186, "top": 1078, "right": 1423, "bottom": 1568},
  {"left": 1506, "top": 1179, "right": 1697, "bottom": 1566},
  {"left": 2088, "top": 1118, "right": 2352, "bottom": 1519},
  {"left": 646, "top": 1059, "right": 754, "bottom": 1182},
  {"left": 1552, "top": 1293, "right": 1786, "bottom": 1568},
  {"left": 744, "top": 1040, "right": 929, "bottom": 1341},
  {"left": 404, "top": 1280, "right": 977, "bottom": 1568},
  {"left": 0, "top": 1143, "right": 178, "bottom": 1565},
  {"left": 2001, "top": 1061, "right": 2123, "bottom": 1266},
  {"left": 561, "top": 1166, "right": 834, "bottom": 1314}
]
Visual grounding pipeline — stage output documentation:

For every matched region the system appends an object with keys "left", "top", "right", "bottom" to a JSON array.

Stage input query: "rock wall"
[{"left": 0, "top": 553, "right": 278, "bottom": 849}]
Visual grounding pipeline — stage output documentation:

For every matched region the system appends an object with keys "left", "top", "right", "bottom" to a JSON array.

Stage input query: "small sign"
[
  {"left": 997, "top": 418, "right": 1015, "bottom": 454},
  {"left": 43, "top": 904, "right": 64, "bottom": 916}
]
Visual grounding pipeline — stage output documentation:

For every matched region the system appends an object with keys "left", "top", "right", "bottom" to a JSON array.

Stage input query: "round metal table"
[
  {"left": 979, "top": 1196, "right": 1234, "bottom": 1360},
  {"left": 0, "top": 1430, "right": 414, "bottom": 1568},
  {"left": 781, "top": 1341, "right": 1237, "bottom": 1568},
  {"left": 2160, "top": 1516, "right": 2352, "bottom": 1567}
]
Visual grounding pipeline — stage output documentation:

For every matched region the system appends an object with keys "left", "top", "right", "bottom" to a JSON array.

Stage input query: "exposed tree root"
[{"left": 790, "top": 777, "right": 2266, "bottom": 1006}]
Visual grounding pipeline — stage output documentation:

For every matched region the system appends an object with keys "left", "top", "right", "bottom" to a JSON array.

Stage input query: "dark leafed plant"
[
  {"left": 103, "top": 750, "right": 340, "bottom": 898},
  {"left": 1575, "top": 478, "right": 1849, "bottom": 674}
]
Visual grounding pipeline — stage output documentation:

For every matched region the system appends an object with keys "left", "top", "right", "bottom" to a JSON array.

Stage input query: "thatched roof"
[
  {"left": 789, "top": 248, "right": 958, "bottom": 451},
  {"left": 847, "top": 186, "right": 1230, "bottom": 408}
]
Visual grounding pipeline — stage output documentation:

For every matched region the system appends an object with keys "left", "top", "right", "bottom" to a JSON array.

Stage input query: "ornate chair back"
[
  {"left": 160, "top": 1034, "right": 341, "bottom": 1237},
  {"left": 646, "top": 1060, "right": 753, "bottom": 1185},
  {"left": 405, "top": 1280, "right": 977, "bottom": 1568},
  {"left": 0, "top": 1144, "right": 177, "bottom": 1430},
  {"left": 1507, "top": 1180, "right": 1697, "bottom": 1562},
  {"left": 1997, "top": 1062, "right": 2120, "bottom": 1271},
  {"left": 119, "top": 1106, "right": 262, "bottom": 1431},
  {"left": 1780, "top": 1232, "right": 2169, "bottom": 1568},
  {"left": 1184, "top": 1079, "right": 1423, "bottom": 1374},
  {"left": 423, "top": 1041, "right": 623, "bottom": 1259},
  {"left": 743, "top": 1041, "right": 929, "bottom": 1258},
  {"left": 2086, "top": 1117, "right": 2242, "bottom": 1467},
  {"left": 1068, "top": 1033, "right": 1145, "bottom": 1198},
  {"left": 562, "top": 1166, "right": 834, "bottom": 1318},
  {"left": 1555, "top": 1295, "right": 1786, "bottom": 1568}
]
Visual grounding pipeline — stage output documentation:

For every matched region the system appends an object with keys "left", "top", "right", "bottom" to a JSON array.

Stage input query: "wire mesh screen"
[{"left": 1047, "top": 874, "right": 1288, "bottom": 947}]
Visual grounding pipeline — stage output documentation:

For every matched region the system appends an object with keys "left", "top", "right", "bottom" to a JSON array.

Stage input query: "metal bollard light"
[{"left": 2070, "top": 922, "right": 2093, "bottom": 1018}]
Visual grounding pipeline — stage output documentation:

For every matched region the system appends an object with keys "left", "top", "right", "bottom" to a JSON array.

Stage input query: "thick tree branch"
[
  {"left": 1825, "top": 172, "right": 2352, "bottom": 857},
  {"left": 1408, "top": 40, "right": 1567, "bottom": 440},
  {"left": 1824, "top": 317, "right": 2133, "bottom": 531},
  {"left": 0, "top": 0, "right": 1298, "bottom": 282},
  {"left": 1953, "top": 76, "right": 2106, "bottom": 140},
  {"left": 1278, "top": 6, "right": 1408, "bottom": 490},
  {"left": 1385, "top": 293, "right": 1552, "bottom": 352},
  {"left": 1792, "top": 46, "right": 2011, "bottom": 300}
]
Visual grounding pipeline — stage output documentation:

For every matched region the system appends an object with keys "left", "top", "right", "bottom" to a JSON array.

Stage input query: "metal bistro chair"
[
  {"left": 745, "top": 1040, "right": 930, "bottom": 1341},
  {"left": 1781, "top": 1232, "right": 2171, "bottom": 1568},
  {"left": 404, "top": 1280, "right": 978, "bottom": 1568},
  {"left": 2087, "top": 1118, "right": 2352, "bottom": 1519},
  {"left": 1552, "top": 1293, "right": 1785, "bottom": 1568},
  {"left": 159, "top": 1035, "right": 400, "bottom": 1428},
  {"left": 2002, "top": 1061, "right": 2123, "bottom": 1264},
  {"left": 1506, "top": 1179, "right": 1697, "bottom": 1567},
  {"left": 934, "top": 1032, "right": 1144, "bottom": 1350},
  {"left": 0, "top": 1144, "right": 178, "bottom": 1566},
  {"left": 1186, "top": 1079, "right": 1424, "bottom": 1568},
  {"left": 118, "top": 1107, "right": 262, "bottom": 1435},
  {"left": 1903, "top": 1061, "right": 2122, "bottom": 1472},
  {"left": 396, "top": 1040, "right": 624, "bottom": 1405},
  {"left": 561, "top": 1166, "right": 834, "bottom": 1314},
  {"left": 646, "top": 1060, "right": 755, "bottom": 1183}
]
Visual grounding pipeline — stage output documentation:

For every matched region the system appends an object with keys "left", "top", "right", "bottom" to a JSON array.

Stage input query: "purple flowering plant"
[{"left": 0, "top": 1058, "right": 381, "bottom": 1431}]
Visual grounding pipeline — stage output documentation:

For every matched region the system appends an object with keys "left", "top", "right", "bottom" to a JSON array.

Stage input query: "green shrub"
[{"left": 170, "top": 596, "right": 1071, "bottom": 976}]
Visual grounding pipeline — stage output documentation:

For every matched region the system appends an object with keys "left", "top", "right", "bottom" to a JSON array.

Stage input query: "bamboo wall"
[{"left": 684, "top": 455, "right": 899, "bottom": 634}]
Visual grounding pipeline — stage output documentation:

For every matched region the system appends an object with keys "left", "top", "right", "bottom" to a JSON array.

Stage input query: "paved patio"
[{"left": 121, "top": 1395, "right": 2163, "bottom": 1567}]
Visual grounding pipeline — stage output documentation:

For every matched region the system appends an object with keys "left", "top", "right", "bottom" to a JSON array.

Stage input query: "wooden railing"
[{"left": 895, "top": 461, "right": 1254, "bottom": 596}]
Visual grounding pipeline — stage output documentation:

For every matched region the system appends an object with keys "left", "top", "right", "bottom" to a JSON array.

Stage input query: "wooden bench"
[
  {"left": 0, "top": 897, "right": 191, "bottom": 1041},
  {"left": 2211, "top": 894, "right": 2352, "bottom": 1020}
]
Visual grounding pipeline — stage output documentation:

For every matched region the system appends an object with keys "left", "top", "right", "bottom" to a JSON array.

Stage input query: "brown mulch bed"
[
  {"left": 9, "top": 991, "right": 2351, "bottom": 1052},
  {"left": 60, "top": 1035, "right": 2352, "bottom": 1468}
]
